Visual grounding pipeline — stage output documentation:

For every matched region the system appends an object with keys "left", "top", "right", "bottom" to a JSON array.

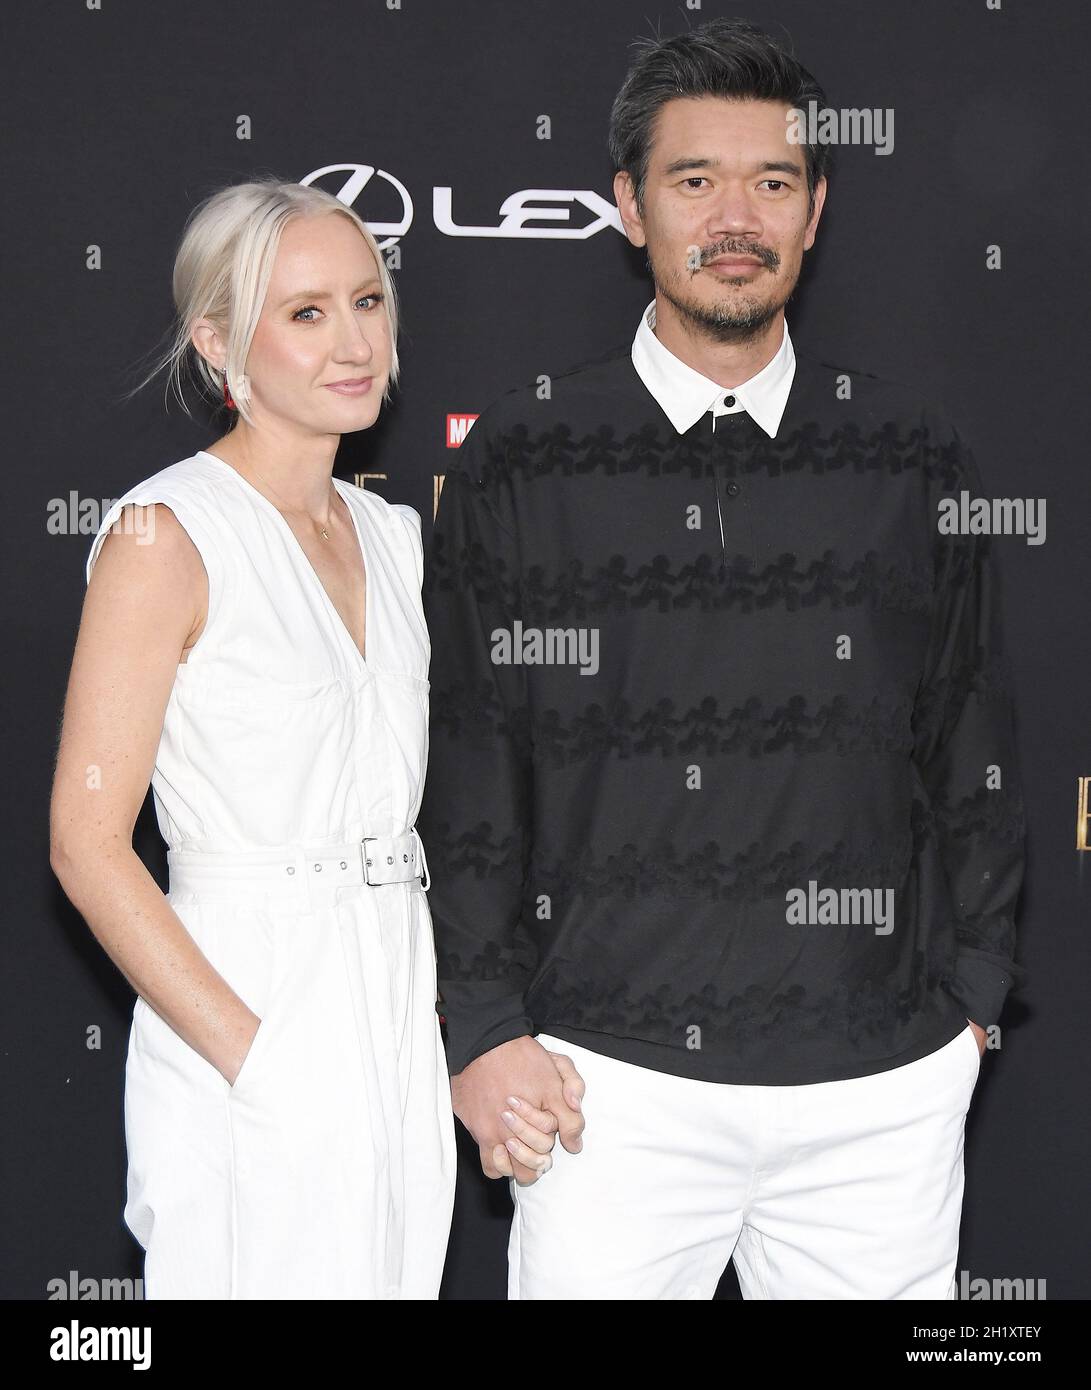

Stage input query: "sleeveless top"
[{"left": 85, "top": 449, "right": 431, "bottom": 852}]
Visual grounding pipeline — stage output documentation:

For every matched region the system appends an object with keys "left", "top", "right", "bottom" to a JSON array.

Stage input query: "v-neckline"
[{"left": 198, "top": 449, "right": 371, "bottom": 669}]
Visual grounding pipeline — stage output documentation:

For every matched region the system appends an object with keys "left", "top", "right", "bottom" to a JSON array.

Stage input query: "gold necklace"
[{"left": 243, "top": 461, "right": 335, "bottom": 540}]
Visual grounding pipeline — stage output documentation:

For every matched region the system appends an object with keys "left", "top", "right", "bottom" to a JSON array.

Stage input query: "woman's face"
[{"left": 239, "top": 212, "right": 392, "bottom": 436}]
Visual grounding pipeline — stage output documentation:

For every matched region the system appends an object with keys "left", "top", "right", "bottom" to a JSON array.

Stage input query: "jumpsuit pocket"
[
  {"left": 222, "top": 908, "right": 287, "bottom": 1102},
  {"left": 228, "top": 1012, "right": 272, "bottom": 1097}
]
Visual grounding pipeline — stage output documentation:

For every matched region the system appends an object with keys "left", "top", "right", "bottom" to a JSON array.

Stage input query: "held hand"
[
  {"left": 493, "top": 1096, "right": 560, "bottom": 1181},
  {"left": 967, "top": 1018, "right": 987, "bottom": 1058},
  {"left": 496, "top": 1046, "right": 589, "bottom": 1175},
  {"left": 451, "top": 1035, "right": 586, "bottom": 1185},
  {"left": 542, "top": 1046, "right": 587, "bottom": 1153}
]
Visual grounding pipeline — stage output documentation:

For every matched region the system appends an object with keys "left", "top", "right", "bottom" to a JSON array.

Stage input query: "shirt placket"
[{"left": 711, "top": 404, "right": 761, "bottom": 574}]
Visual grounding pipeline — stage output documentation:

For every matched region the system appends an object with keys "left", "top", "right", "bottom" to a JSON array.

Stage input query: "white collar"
[{"left": 631, "top": 297, "right": 795, "bottom": 438}]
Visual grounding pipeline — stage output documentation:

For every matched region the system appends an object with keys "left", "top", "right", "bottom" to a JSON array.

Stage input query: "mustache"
[{"left": 692, "top": 240, "right": 780, "bottom": 272}]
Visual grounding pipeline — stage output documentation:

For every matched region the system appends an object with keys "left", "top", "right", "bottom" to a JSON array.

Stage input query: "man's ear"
[
  {"left": 803, "top": 175, "right": 828, "bottom": 252},
  {"left": 613, "top": 170, "right": 648, "bottom": 249}
]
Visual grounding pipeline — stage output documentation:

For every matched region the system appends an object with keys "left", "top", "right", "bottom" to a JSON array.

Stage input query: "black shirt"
[{"left": 417, "top": 343, "right": 1027, "bottom": 1084}]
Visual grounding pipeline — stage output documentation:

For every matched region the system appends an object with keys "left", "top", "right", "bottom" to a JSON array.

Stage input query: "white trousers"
[{"left": 508, "top": 1025, "right": 982, "bottom": 1299}]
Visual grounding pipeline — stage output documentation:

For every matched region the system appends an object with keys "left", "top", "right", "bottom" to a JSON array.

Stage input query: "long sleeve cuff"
[
  {"left": 943, "top": 939, "right": 1028, "bottom": 1027},
  {"left": 441, "top": 995, "right": 535, "bottom": 1077}
]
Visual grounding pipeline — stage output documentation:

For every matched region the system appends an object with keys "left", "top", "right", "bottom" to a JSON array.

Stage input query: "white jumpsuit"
[{"left": 85, "top": 448, "right": 457, "bottom": 1299}]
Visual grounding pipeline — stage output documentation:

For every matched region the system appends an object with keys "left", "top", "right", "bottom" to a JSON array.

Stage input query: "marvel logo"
[{"left": 446, "top": 414, "right": 479, "bottom": 447}]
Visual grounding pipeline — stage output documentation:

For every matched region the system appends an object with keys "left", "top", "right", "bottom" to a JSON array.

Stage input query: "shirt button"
[
  {"left": 724, "top": 395, "right": 736, "bottom": 408},
  {"left": 727, "top": 481, "right": 740, "bottom": 496}
]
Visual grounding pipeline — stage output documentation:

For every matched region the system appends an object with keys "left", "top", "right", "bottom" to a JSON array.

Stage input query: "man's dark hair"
[{"left": 608, "top": 17, "right": 832, "bottom": 217}]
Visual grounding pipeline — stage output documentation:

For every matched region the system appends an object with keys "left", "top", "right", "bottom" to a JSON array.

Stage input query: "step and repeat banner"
[{"left": 7, "top": 0, "right": 1088, "bottom": 1306}]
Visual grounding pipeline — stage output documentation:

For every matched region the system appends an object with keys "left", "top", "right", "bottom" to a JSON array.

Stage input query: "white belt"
[{"left": 166, "top": 827, "right": 430, "bottom": 892}]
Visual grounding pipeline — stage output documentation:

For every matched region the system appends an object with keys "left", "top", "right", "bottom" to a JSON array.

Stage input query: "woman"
[{"left": 49, "top": 178, "right": 558, "bottom": 1299}]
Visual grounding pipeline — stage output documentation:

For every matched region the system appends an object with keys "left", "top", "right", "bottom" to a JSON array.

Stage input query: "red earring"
[{"left": 222, "top": 370, "right": 236, "bottom": 411}]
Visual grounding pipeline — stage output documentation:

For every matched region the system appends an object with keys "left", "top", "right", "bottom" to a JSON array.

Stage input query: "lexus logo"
[
  {"left": 301, "top": 164, "right": 414, "bottom": 250},
  {"left": 302, "top": 164, "right": 622, "bottom": 245},
  {"left": 433, "top": 187, "right": 622, "bottom": 239}
]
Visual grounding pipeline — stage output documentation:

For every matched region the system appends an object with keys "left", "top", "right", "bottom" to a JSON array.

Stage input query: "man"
[{"left": 417, "top": 16, "right": 1026, "bottom": 1299}]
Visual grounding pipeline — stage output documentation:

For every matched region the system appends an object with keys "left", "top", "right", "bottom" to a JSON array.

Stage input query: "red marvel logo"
[{"left": 446, "top": 413, "right": 479, "bottom": 447}]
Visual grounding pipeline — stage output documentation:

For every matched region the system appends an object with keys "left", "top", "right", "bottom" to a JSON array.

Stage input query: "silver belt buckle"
[
  {"left": 362, "top": 832, "right": 419, "bottom": 886},
  {"left": 362, "top": 836, "right": 380, "bottom": 886}
]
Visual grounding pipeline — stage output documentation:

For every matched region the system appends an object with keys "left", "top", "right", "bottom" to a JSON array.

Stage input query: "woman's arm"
[{"left": 49, "top": 501, "right": 258, "bottom": 1085}]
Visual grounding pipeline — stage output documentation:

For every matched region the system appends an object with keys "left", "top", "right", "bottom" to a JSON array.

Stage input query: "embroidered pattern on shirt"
[
  {"left": 469, "top": 418, "right": 964, "bottom": 488},
  {"left": 427, "top": 535, "right": 936, "bottom": 619},
  {"left": 431, "top": 688, "right": 916, "bottom": 764}
]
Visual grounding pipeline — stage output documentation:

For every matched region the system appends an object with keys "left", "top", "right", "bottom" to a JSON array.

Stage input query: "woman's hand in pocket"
[{"left": 225, "top": 1006, "right": 263, "bottom": 1088}]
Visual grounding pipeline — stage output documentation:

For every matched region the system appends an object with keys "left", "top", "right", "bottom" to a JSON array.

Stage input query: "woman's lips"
[{"left": 323, "top": 378, "right": 374, "bottom": 395}]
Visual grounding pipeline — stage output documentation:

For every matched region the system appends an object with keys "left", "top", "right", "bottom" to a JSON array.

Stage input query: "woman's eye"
[{"left": 292, "top": 292, "right": 383, "bottom": 323}]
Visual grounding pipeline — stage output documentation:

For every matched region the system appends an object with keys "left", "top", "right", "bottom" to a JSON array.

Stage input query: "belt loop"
[{"left": 411, "top": 826, "right": 430, "bottom": 891}]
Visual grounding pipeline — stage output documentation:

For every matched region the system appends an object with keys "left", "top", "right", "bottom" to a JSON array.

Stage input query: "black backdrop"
[{"left": 5, "top": 0, "right": 1089, "bottom": 1301}]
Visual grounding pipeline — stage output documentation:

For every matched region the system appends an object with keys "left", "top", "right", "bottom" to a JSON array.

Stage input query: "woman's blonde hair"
[{"left": 122, "top": 174, "right": 400, "bottom": 428}]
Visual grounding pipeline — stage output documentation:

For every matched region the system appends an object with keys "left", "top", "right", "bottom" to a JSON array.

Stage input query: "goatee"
[{"left": 659, "top": 282, "right": 786, "bottom": 345}]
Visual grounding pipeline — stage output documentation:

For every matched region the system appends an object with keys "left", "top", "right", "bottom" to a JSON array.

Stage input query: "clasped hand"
[{"left": 451, "top": 1035, "right": 587, "bottom": 1185}]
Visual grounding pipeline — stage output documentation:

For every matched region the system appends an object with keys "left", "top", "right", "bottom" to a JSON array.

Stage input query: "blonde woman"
[{"left": 49, "top": 178, "right": 559, "bottom": 1299}]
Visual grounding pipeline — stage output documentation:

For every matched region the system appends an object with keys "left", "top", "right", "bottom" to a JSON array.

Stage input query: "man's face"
[{"left": 614, "top": 95, "right": 827, "bottom": 343}]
